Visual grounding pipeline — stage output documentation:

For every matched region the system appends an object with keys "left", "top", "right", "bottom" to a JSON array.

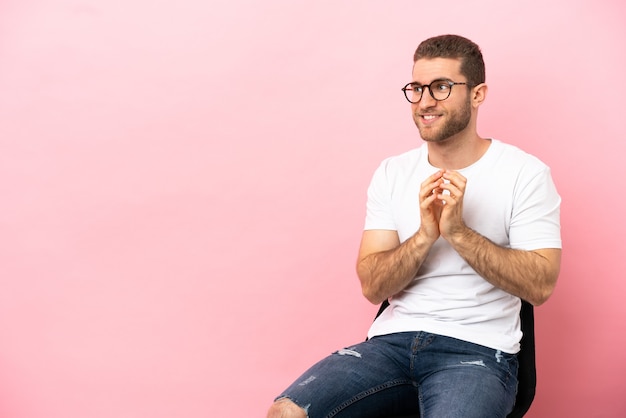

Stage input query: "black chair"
[{"left": 371, "top": 299, "right": 536, "bottom": 418}]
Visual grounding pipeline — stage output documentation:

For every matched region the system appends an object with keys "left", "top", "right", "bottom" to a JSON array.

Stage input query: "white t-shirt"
[{"left": 364, "top": 139, "right": 561, "bottom": 353}]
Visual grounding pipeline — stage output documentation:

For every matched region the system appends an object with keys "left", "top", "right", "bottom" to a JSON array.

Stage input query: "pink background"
[{"left": 1, "top": 0, "right": 625, "bottom": 417}]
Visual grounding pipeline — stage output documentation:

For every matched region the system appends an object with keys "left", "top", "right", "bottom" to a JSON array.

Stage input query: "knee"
[{"left": 266, "top": 398, "right": 308, "bottom": 418}]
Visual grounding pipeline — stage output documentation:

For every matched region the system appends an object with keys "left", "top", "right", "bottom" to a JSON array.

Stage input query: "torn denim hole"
[
  {"left": 460, "top": 360, "right": 487, "bottom": 367},
  {"left": 275, "top": 396, "right": 311, "bottom": 417},
  {"left": 495, "top": 350, "right": 503, "bottom": 363},
  {"left": 335, "top": 348, "right": 362, "bottom": 358}
]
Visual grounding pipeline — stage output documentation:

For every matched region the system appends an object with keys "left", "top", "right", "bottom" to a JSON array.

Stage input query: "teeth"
[{"left": 423, "top": 115, "right": 437, "bottom": 120}]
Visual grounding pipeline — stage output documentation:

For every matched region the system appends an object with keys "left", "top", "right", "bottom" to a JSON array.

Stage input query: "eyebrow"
[{"left": 410, "top": 78, "right": 453, "bottom": 86}]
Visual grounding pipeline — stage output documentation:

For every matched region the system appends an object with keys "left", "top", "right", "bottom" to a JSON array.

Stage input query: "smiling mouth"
[{"left": 420, "top": 114, "right": 441, "bottom": 124}]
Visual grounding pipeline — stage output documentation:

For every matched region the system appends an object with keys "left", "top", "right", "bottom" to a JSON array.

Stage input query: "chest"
[{"left": 390, "top": 168, "right": 515, "bottom": 246}]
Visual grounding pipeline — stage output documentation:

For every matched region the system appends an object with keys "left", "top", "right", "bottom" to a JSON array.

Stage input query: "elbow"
[
  {"left": 361, "top": 285, "right": 387, "bottom": 306},
  {"left": 528, "top": 291, "right": 551, "bottom": 307},
  {"left": 358, "top": 272, "right": 386, "bottom": 305},
  {"left": 528, "top": 273, "right": 559, "bottom": 307},
  {"left": 357, "top": 263, "right": 386, "bottom": 305},
  {"left": 527, "top": 248, "right": 561, "bottom": 306}
]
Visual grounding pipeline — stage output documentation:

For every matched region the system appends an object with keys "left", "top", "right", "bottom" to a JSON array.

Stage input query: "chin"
[{"left": 418, "top": 129, "right": 444, "bottom": 143}]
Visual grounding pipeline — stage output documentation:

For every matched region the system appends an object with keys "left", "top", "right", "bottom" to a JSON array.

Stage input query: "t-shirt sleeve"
[
  {"left": 509, "top": 165, "right": 562, "bottom": 250},
  {"left": 364, "top": 159, "right": 397, "bottom": 231}
]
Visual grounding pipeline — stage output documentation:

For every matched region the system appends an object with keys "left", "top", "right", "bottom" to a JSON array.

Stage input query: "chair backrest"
[
  {"left": 371, "top": 299, "right": 536, "bottom": 418},
  {"left": 508, "top": 300, "right": 536, "bottom": 418}
]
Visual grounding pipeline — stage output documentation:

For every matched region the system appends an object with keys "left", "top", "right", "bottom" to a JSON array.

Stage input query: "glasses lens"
[
  {"left": 403, "top": 84, "right": 421, "bottom": 103},
  {"left": 430, "top": 81, "right": 452, "bottom": 101}
]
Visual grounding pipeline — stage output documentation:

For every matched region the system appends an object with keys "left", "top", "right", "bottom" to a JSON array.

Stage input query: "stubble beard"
[{"left": 415, "top": 98, "right": 472, "bottom": 143}]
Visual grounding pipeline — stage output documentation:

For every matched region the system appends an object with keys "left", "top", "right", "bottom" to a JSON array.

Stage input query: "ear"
[{"left": 471, "top": 83, "right": 488, "bottom": 108}]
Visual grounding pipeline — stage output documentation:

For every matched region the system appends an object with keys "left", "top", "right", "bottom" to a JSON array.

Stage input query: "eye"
[{"left": 433, "top": 81, "right": 451, "bottom": 91}]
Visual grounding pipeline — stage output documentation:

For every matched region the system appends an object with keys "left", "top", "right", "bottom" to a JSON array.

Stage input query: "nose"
[{"left": 418, "top": 86, "right": 437, "bottom": 109}]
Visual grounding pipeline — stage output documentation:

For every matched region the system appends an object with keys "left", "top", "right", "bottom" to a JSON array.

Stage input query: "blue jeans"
[{"left": 276, "top": 332, "right": 518, "bottom": 418}]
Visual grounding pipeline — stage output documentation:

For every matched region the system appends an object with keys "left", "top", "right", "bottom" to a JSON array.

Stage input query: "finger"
[
  {"left": 437, "top": 186, "right": 460, "bottom": 203},
  {"left": 436, "top": 193, "right": 451, "bottom": 206},
  {"left": 420, "top": 170, "right": 444, "bottom": 189},
  {"left": 420, "top": 179, "right": 444, "bottom": 200},
  {"left": 429, "top": 170, "right": 445, "bottom": 181},
  {"left": 442, "top": 170, "right": 467, "bottom": 189},
  {"left": 441, "top": 171, "right": 466, "bottom": 198},
  {"left": 421, "top": 192, "right": 439, "bottom": 208},
  {"left": 439, "top": 182, "right": 463, "bottom": 199}
]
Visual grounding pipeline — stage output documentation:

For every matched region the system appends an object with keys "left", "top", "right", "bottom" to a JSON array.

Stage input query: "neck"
[{"left": 427, "top": 134, "right": 491, "bottom": 170}]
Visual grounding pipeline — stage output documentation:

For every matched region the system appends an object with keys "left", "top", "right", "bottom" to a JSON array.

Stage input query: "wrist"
[
  {"left": 445, "top": 224, "right": 473, "bottom": 247},
  {"left": 415, "top": 227, "right": 439, "bottom": 247}
]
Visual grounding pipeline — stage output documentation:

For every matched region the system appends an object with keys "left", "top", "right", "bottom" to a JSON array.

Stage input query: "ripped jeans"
[{"left": 275, "top": 332, "right": 518, "bottom": 418}]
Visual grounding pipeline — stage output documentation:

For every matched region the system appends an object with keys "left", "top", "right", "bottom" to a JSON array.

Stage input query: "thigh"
[
  {"left": 417, "top": 336, "right": 518, "bottom": 418},
  {"left": 276, "top": 334, "right": 419, "bottom": 418}
]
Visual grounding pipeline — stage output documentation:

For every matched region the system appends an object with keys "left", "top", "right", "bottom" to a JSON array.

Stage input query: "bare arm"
[
  {"left": 356, "top": 229, "right": 435, "bottom": 305},
  {"left": 356, "top": 171, "right": 444, "bottom": 305},
  {"left": 357, "top": 169, "right": 561, "bottom": 306},
  {"left": 438, "top": 170, "right": 561, "bottom": 306},
  {"left": 449, "top": 229, "right": 560, "bottom": 305}
]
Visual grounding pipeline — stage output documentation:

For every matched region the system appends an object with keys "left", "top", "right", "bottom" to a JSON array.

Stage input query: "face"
[{"left": 410, "top": 58, "right": 472, "bottom": 143}]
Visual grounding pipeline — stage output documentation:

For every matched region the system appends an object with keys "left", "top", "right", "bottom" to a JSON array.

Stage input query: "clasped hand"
[{"left": 419, "top": 170, "right": 467, "bottom": 243}]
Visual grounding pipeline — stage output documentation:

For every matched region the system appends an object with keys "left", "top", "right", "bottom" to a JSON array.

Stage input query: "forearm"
[
  {"left": 357, "top": 231, "right": 435, "bottom": 305},
  {"left": 449, "top": 228, "right": 561, "bottom": 306}
]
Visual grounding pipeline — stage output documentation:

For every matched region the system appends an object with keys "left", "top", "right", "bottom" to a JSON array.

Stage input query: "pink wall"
[{"left": 1, "top": 1, "right": 624, "bottom": 417}]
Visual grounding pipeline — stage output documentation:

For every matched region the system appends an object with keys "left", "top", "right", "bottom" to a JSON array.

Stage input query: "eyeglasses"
[{"left": 401, "top": 80, "right": 468, "bottom": 103}]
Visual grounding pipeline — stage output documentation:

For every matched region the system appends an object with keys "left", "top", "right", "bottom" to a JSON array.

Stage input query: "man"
[{"left": 267, "top": 34, "right": 561, "bottom": 418}]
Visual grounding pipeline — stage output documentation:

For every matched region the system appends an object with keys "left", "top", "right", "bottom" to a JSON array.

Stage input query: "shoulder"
[
  {"left": 488, "top": 140, "right": 559, "bottom": 203},
  {"left": 490, "top": 139, "right": 551, "bottom": 174}
]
